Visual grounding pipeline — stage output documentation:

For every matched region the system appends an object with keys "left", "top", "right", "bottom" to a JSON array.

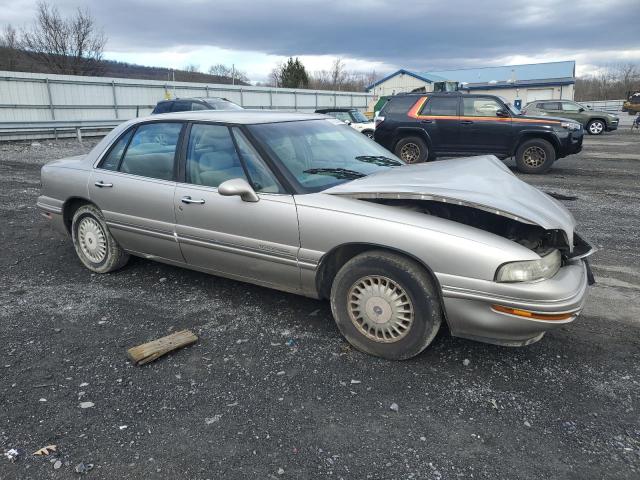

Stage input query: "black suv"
[
  {"left": 152, "top": 97, "right": 242, "bottom": 114},
  {"left": 374, "top": 92, "right": 584, "bottom": 173}
]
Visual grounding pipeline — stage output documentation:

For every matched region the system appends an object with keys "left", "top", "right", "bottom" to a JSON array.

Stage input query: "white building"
[{"left": 367, "top": 61, "right": 576, "bottom": 109}]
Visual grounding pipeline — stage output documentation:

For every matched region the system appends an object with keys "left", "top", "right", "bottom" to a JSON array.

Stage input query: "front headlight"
[
  {"left": 560, "top": 121, "right": 581, "bottom": 131},
  {"left": 495, "top": 250, "right": 561, "bottom": 282}
]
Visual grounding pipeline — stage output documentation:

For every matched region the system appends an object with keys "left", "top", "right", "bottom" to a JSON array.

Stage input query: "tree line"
[{"left": 574, "top": 64, "right": 639, "bottom": 101}]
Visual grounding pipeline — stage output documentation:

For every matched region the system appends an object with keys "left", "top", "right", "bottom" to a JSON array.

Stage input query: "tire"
[
  {"left": 515, "top": 138, "right": 556, "bottom": 174},
  {"left": 587, "top": 119, "right": 605, "bottom": 135},
  {"left": 71, "top": 204, "right": 129, "bottom": 273},
  {"left": 394, "top": 136, "right": 429, "bottom": 164},
  {"left": 362, "top": 130, "right": 374, "bottom": 139},
  {"left": 330, "top": 250, "right": 442, "bottom": 360}
]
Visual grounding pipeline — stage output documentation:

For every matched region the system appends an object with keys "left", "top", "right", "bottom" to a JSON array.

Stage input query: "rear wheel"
[
  {"left": 330, "top": 250, "right": 442, "bottom": 360},
  {"left": 362, "top": 130, "right": 374, "bottom": 139},
  {"left": 71, "top": 204, "right": 129, "bottom": 273},
  {"left": 394, "top": 136, "right": 430, "bottom": 164},
  {"left": 515, "top": 138, "right": 556, "bottom": 174},
  {"left": 587, "top": 119, "right": 605, "bottom": 135}
]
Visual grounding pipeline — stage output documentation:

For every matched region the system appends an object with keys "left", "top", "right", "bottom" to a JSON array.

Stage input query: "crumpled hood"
[{"left": 325, "top": 155, "right": 576, "bottom": 246}]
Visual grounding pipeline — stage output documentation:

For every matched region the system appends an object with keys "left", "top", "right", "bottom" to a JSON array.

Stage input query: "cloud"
[{"left": 2, "top": 0, "right": 638, "bottom": 79}]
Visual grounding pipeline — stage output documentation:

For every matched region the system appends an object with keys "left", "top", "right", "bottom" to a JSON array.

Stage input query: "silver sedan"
[{"left": 37, "top": 111, "right": 594, "bottom": 360}]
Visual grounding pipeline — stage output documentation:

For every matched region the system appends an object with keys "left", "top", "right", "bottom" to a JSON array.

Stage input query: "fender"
[{"left": 392, "top": 126, "right": 433, "bottom": 150}]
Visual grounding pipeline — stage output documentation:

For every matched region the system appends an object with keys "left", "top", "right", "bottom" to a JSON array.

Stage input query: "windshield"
[
  {"left": 248, "top": 119, "right": 403, "bottom": 192},
  {"left": 350, "top": 111, "right": 369, "bottom": 123}
]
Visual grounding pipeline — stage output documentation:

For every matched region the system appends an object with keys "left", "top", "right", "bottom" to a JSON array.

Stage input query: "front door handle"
[
  {"left": 181, "top": 196, "right": 205, "bottom": 205},
  {"left": 420, "top": 119, "right": 433, "bottom": 124},
  {"left": 460, "top": 120, "right": 474, "bottom": 125},
  {"left": 94, "top": 181, "right": 113, "bottom": 188}
]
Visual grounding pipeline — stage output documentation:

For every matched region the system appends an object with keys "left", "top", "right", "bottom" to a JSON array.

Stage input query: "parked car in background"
[
  {"left": 522, "top": 100, "right": 618, "bottom": 135},
  {"left": 38, "top": 110, "right": 593, "bottom": 360},
  {"left": 315, "top": 108, "right": 375, "bottom": 138},
  {"left": 374, "top": 92, "right": 584, "bottom": 174},
  {"left": 152, "top": 97, "right": 242, "bottom": 114},
  {"left": 622, "top": 91, "right": 640, "bottom": 115}
]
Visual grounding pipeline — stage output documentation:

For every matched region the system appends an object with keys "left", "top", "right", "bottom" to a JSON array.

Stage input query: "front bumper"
[
  {"left": 606, "top": 120, "right": 618, "bottom": 131},
  {"left": 561, "top": 131, "right": 583, "bottom": 156},
  {"left": 438, "top": 258, "right": 591, "bottom": 346}
]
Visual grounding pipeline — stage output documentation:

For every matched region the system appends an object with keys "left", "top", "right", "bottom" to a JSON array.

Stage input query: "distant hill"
[{"left": 0, "top": 47, "right": 250, "bottom": 85}]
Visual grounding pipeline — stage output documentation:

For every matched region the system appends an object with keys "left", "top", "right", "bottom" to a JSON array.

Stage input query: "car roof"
[
  {"left": 315, "top": 108, "right": 357, "bottom": 112},
  {"left": 145, "top": 109, "right": 326, "bottom": 124},
  {"left": 158, "top": 97, "right": 228, "bottom": 103}
]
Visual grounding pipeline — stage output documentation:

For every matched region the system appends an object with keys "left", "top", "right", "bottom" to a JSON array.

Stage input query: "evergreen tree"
[{"left": 279, "top": 57, "right": 309, "bottom": 88}]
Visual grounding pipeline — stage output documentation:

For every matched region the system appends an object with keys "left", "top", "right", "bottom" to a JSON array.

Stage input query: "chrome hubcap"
[
  {"left": 347, "top": 275, "right": 414, "bottom": 343},
  {"left": 78, "top": 217, "right": 107, "bottom": 263},
  {"left": 589, "top": 121, "right": 603, "bottom": 134},
  {"left": 399, "top": 143, "right": 421, "bottom": 163},
  {"left": 522, "top": 146, "right": 546, "bottom": 168}
]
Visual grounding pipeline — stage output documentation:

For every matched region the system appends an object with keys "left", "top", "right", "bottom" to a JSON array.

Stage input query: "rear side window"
[
  {"left": 421, "top": 96, "right": 459, "bottom": 116},
  {"left": 191, "top": 102, "right": 209, "bottom": 111},
  {"left": 381, "top": 96, "right": 418, "bottom": 116},
  {"left": 99, "top": 129, "right": 133, "bottom": 170},
  {"left": 186, "top": 124, "right": 247, "bottom": 188},
  {"left": 171, "top": 101, "right": 192, "bottom": 112},
  {"left": 119, "top": 123, "right": 182, "bottom": 181},
  {"left": 152, "top": 102, "right": 172, "bottom": 114}
]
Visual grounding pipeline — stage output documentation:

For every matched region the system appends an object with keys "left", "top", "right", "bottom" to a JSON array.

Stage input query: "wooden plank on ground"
[{"left": 127, "top": 330, "right": 198, "bottom": 365}]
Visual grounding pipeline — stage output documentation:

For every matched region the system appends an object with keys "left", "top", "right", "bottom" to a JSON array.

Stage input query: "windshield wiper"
[
  {"left": 354, "top": 155, "right": 403, "bottom": 167},
  {"left": 303, "top": 168, "right": 366, "bottom": 180}
]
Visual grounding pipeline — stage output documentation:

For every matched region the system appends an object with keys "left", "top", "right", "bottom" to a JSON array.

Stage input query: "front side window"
[
  {"left": 153, "top": 102, "right": 172, "bottom": 114},
  {"left": 249, "top": 119, "right": 402, "bottom": 192},
  {"left": 561, "top": 102, "right": 582, "bottom": 112},
  {"left": 119, "top": 122, "right": 182, "bottom": 181},
  {"left": 541, "top": 102, "right": 561, "bottom": 111},
  {"left": 186, "top": 124, "right": 247, "bottom": 188},
  {"left": 331, "top": 111, "right": 352, "bottom": 123},
  {"left": 350, "top": 111, "right": 369, "bottom": 123},
  {"left": 420, "top": 96, "right": 458, "bottom": 116},
  {"left": 191, "top": 102, "right": 209, "bottom": 111},
  {"left": 462, "top": 97, "right": 504, "bottom": 117},
  {"left": 207, "top": 100, "right": 243, "bottom": 111},
  {"left": 231, "top": 128, "right": 282, "bottom": 193},
  {"left": 171, "top": 101, "right": 192, "bottom": 112}
]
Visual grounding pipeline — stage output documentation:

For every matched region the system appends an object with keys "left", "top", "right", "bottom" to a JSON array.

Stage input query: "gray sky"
[{"left": 2, "top": 0, "right": 639, "bottom": 81}]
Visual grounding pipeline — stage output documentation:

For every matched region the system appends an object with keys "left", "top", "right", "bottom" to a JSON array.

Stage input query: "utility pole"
[{"left": 232, "top": 64, "right": 235, "bottom": 86}]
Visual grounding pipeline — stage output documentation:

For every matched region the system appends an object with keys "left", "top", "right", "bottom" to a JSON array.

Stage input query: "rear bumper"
[
  {"left": 37, "top": 196, "right": 67, "bottom": 235},
  {"left": 439, "top": 259, "right": 590, "bottom": 346}
]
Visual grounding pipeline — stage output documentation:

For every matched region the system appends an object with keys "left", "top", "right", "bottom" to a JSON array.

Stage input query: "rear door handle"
[
  {"left": 181, "top": 196, "right": 205, "bottom": 205},
  {"left": 461, "top": 120, "right": 474, "bottom": 125},
  {"left": 94, "top": 181, "right": 113, "bottom": 188}
]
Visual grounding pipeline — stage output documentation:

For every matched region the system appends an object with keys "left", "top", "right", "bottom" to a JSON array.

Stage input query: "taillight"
[{"left": 374, "top": 116, "right": 385, "bottom": 128}]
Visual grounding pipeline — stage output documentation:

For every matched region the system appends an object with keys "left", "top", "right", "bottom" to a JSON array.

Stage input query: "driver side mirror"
[
  {"left": 496, "top": 109, "right": 510, "bottom": 118},
  {"left": 345, "top": 120, "right": 352, "bottom": 125},
  {"left": 218, "top": 178, "right": 259, "bottom": 203},
  {"left": 579, "top": 107, "right": 585, "bottom": 112}
]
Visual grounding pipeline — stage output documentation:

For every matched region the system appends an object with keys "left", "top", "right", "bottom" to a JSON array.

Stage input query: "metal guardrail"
[
  {"left": 0, "top": 119, "right": 124, "bottom": 141},
  {"left": 580, "top": 99, "right": 625, "bottom": 113}
]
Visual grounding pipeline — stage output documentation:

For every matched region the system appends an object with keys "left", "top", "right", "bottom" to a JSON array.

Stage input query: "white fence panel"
[{"left": 0, "top": 70, "right": 375, "bottom": 139}]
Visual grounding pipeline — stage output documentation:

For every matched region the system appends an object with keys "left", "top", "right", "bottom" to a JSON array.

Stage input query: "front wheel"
[
  {"left": 394, "top": 136, "right": 430, "bottom": 164},
  {"left": 330, "top": 250, "right": 442, "bottom": 360},
  {"left": 362, "top": 130, "right": 374, "bottom": 139},
  {"left": 587, "top": 119, "right": 605, "bottom": 135},
  {"left": 71, "top": 204, "right": 129, "bottom": 273},
  {"left": 515, "top": 138, "right": 556, "bottom": 174}
]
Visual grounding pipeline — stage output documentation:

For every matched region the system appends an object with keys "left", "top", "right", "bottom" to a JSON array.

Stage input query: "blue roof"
[
  {"left": 367, "top": 61, "right": 575, "bottom": 90},
  {"left": 421, "top": 61, "right": 575, "bottom": 84}
]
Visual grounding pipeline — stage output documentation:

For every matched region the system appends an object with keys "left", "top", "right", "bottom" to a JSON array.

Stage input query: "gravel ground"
[{"left": 1, "top": 132, "right": 639, "bottom": 479}]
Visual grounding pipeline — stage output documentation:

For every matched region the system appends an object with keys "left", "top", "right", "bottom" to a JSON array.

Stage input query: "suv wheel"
[
  {"left": 330, "top": 250, "right": 442, "bottom": 360},
  {"left": 587, "top": 119, "right": 605, "bottom": 135},
  {"left": 515, "top": 138, "right": 556, "bottom": 174},
  {"left": 395, "top": 136, "right": 430, "bottom": 163}
]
